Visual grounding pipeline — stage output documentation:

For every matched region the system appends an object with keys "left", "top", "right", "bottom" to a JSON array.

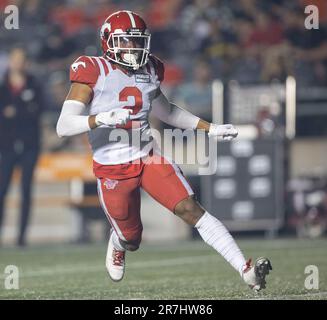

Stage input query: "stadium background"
[{"left": 0, "top": 0, "right": 326, "bottom": 300}]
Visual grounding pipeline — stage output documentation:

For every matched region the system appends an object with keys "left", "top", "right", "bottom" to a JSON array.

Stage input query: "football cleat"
[
  {"left": 242, "top": 257, "right": 272, "bottom": 292},
  {"left": 105, "top": 230, "right": 126, "bottom": 282}
]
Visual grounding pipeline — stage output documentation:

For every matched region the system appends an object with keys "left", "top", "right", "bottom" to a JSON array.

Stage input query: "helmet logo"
[
  {"left": 71, "top": 61, "right": 86, "bottom": 72},
  {"left": 101, "top": 22, "right": 111, "bottom": 37},
  {"left": 100, "top": 11, "right": 151, "bottom": 70}
]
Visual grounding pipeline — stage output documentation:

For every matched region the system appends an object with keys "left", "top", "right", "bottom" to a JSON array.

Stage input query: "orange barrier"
[
  {"left": 35, "top": 152, "right": 95, "bottom": 182},
  {"left": 7, "top": 153, "right": 97, "bottom": 209}
]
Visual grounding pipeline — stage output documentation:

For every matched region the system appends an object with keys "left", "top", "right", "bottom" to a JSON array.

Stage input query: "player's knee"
[
  {"left": 119, "top": 227, "right": 143, "bottom": 251},
  {"left": 119, "top": 239, "right": 140, "bottom": 251},
  {"left": 174, "top": 197, "right": 204, "bottom": 225},
  {"left": 175, "top": 196, "right": 199, "bottom": 215}
]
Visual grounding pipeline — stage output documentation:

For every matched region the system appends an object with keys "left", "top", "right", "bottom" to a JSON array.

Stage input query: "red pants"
[{"left": 94, "top": 153, "right": 193, "bottom": 245}]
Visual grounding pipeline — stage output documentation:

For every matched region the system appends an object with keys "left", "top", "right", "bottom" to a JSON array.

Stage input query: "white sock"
[
  {"left": 195, "top": 212, "right": 246, "bottom": 276},
  {"left": 111, "top": 230, "right": 125, "bottom": 251}
]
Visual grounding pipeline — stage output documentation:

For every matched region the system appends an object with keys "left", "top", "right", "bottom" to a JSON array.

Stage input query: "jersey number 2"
[{"left": 117, "top": 87, "right": 143, "bottom": 129}]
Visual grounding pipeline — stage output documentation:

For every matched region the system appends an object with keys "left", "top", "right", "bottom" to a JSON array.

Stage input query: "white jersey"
[{"left": 69, "top": 55, "right": 164, "bottom": 165}]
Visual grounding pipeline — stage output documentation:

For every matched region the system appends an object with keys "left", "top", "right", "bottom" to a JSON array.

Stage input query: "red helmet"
[{"left": 100, "top": 10, "right": 151, "bottom": 70}]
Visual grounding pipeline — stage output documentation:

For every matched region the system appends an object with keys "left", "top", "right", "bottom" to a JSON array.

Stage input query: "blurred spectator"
[
  {"left": 147, "top": 0, "right": 183, "bottom": 58},
  {"left": 200, "top": 19, "right": 238, "bottom": 81},
  {"left": 147, "top": 0, "right": 182, "bottom": 30},
  {"left": 228, "top": 17, "right": 262, "bottom": 83},
  {"left": 282, "top": 7, "right": 327, "bottom": 85},
  {"left": 0, "top": 47, "right": 43, "bottom": 246},
  {"left": 37, "top": 24, "right": 78, "bottom": 72},
  {"left": 172, "top": 59, "right": 213, "bottom": 122},
  {"left": 20, "top": 0, "right": 48, "bottom": 26},
  {"left": 232, "top": 0, "right": 258, "bottom": 20},
  {"left": 248, "top": 10, "right": 284, "bottom": 48},
  {"left": 48, "top": 0, "right": 89, "bottom": 37},
  {"left": 179, "top": 0, "right": 221, "bottom": 53},
  {"left": 238, "top": 10, "right": 285, "bottom": 83}
]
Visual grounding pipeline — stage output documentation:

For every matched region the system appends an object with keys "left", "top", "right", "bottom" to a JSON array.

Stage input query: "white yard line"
[{"left": 0, "top": 254, "right": 217, "bottom": 279}]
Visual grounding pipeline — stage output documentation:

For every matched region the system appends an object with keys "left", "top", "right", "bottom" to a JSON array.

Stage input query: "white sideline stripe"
[
  {"left": 100, "top": 56, "right": 112, "bottom": 72},
  {"left": 93, "top": 57, "right": 105, "bottom": 77},
  {"left": 0, "top": 254, "right": 215, "bottom": 279},
  {"left": 126, "top": 11, "right": 136, "bottom": 28},
  {"left": 97, "top": 178, "right": 127, "bottom": 242},
  {"left": 86, "top": 56, "right": 95, "bottom": 66},
  {"left": 164, "top": 156, "right": 194, "bottom": 195}
]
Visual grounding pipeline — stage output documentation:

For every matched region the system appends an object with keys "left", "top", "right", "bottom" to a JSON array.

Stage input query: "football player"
[{"left": 56, "top": 10, "right": 272, "bottom": 291}]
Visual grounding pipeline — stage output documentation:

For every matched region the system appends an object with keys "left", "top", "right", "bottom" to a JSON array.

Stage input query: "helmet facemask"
[{"left": 105, "top": 30, "right": 151, "bottom": 70}]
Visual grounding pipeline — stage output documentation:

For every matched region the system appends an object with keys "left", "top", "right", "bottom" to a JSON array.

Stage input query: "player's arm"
[
  {"left": 151, "top": 88, "right": 238, "bottom": 140},
  {"left": 56, "top": 83, "right": 131, "bottom": 138},
  {"left": 56, "top": 82, "right": 91, "bottom": 138},
  {"left": 151, "top": 88, "right": 200, "bottom": 130},
  {"left": 56, "top": 56, "right": 132, "bottom": 138}
]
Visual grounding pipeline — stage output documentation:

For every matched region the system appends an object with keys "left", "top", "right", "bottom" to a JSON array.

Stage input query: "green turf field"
[{"left": 0, "top": 238, "right": 326, "bottom": 300}]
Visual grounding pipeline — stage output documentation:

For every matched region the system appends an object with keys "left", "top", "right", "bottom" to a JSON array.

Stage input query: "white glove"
[
  {"left": 95, "top": 108, "right": 132, "bottom": 127},
  {"left": 208, "top": 123, "right": 238, "bottom": 141}
]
